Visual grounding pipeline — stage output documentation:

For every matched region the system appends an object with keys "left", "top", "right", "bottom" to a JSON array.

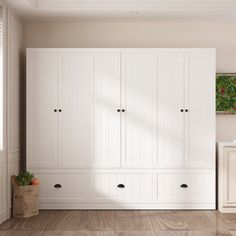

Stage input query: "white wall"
[
  {"left": 23, "top": 21, "right": 236, "bottom": 141},
  {"left": 7, "top": 10, "right": 23, "bottom": 219}
]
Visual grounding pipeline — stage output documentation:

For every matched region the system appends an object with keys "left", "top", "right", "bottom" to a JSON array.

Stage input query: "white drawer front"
[
  {"left": 92, "top": 172, "right": 153, "bottom": 203},
  {"left": 156, "top": 173, "right": 215, "bottom": 204},
  {"left": 35, "top": 173, "right": 89, "bottom": 204}
]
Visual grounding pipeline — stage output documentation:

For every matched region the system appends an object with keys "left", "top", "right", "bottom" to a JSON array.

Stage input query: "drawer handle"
[
  {"left": 117, "top": 184, "right": 125, "bottom": 188},
  {"left": 180, "top": 184, "right": 188, "bottom": 188},
  {"left": 54, "top": 184, "right": 62, "bottom": 189}
]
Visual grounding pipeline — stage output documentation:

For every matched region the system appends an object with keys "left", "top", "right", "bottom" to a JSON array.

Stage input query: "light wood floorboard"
[{"left": 0, "top": 211, "right": 236, "bottom": 235}]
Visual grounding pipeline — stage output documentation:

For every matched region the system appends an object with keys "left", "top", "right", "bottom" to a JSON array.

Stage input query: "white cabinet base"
[{"left": 32, "top": 169, "right": 215, "bottom": 210}]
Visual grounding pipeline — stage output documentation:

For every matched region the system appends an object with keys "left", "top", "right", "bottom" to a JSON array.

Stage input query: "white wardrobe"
[{"left": 27, "top": 48, "right": 216, "bottom": 209}]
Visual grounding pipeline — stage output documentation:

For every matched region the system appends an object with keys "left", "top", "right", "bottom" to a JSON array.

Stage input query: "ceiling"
[{"left": 6, "top": 0, "right": 236, "bottom": 22}]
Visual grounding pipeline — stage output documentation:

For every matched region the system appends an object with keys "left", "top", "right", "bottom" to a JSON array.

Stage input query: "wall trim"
[
  {"left": 0, "top": 209, "right": 7, "bottom": 224},
  {"left": 7, "top": 157, "right": 19, "bottom": 219},
  {"left": 5, "top": 5, "right": 24, "bottom": 223},
  {"left": 9, "top": 148, "right": 21, "bottom": 160}
]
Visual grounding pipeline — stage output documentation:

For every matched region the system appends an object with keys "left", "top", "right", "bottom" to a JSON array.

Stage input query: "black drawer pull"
[
  {"left": 117, "top": 109, "right": 121, "bottom": 112},
  {"left": 117, "top": 184, "right": 125, "bottom": 188},
  {"left": 180, "top": 184, "right": 188, "bottom": 188},
  {"left": 54, "top": 184, "right": 62, "bottom": 189}
]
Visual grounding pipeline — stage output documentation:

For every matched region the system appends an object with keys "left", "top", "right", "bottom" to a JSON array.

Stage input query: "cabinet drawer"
[
  {"left": 156, "top": 172, "right": 215, "bottom": 204},
  {"left": 35, "top": 173, "right": 89, "bottom": 204},
  {"left": 92, "top": 172, "right": 153, "bottom": 203}
]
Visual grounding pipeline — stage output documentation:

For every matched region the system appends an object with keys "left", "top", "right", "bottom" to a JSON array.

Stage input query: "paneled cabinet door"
[
  {"left": 27, "top": 53, "right": 58, "bottom": 168},
  {"left": 58, "top": 53, "right": 94, "bottom": 168},
  {"left": 157, "top": 53, "right": 185, "bottom": 168},
  {"left": 185, "top": 52, "right": 215, "bottom": 168},
  {"left": 122, "top": 53, "right": 157, "bottom": 168},
  {"left": 93, "top": 54, "right": 121, "bottom": 168},
  {"left": 221, "top": 147, "right": 236, "bottom": 208}
]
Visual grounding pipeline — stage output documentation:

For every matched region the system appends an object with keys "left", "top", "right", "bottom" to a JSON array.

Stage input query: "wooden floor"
[{"left": 1, "top": 210, "right": 236, "bottom": 235}]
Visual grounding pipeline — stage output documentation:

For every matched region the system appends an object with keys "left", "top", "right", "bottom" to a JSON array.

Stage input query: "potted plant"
[{"left": 12, "top": 171, "right": 40, "bottom": 218}]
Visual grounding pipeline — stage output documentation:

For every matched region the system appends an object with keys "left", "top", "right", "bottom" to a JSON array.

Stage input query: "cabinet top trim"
[
  {"left": 27, "top": 48, "right": 216, "bottom": 54},
  {"left": 218, "top": 142, "right": 236, "bottom": 147}
]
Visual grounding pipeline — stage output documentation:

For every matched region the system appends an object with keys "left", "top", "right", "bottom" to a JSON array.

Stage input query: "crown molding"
[
  {"left": 23, "top": 0, "right": 236, "bottom": 11},
  {"left": 6, "top": 0, "right": 236, "bottom": 21}
]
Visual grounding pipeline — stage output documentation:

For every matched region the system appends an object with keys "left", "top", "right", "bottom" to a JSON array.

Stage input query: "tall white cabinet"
[{"left": 27, "top": 48, "right": 215, "bottom": 209}]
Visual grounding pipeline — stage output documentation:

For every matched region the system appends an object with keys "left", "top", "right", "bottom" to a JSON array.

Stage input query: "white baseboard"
[
  {"left": 39, "top": 203, "right": 216, "bottom": 210},
  {"left": 218, "top": 206, "right": 236, "bottom": 213}
]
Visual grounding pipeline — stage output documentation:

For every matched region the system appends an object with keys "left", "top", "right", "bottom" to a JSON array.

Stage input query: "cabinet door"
[
  {"left": 93, "top": 54, "right": 121, "bottom": 167},
  {"left": 27, "top": 53, "right": 58, "bottom": 168},
  {"left": 185, "top": 52, "right": 215, "bottom": 168},
  {"left": 122, "top": 53, "right": 157, "bottom": 168},
  {"left": 157, "top": 53, "right": 184, "bottom": 168},
  {"left": 58, "top": 53, "right": 94, "bottom": 168},
  {"left": 221, "top": 148, "right": 236, "bottom": 208}
]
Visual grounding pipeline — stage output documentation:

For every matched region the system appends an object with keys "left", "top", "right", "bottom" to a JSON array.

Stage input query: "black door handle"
[
  {"left": 180, "top": 109, "right": 184, "bottom": 112},
  {"left": 117, "top": 109, "right": 121, "bottom": 112},
  {"left": 59, "top": 109, "right": 62, "bottom": 112},
  {"left": 122, "top": 109, "right": 125, "bottom": 112},
  {"left": 54, "top": 109, "right": 57, "bottom": 112},
  {"left": 180, "top": 184, "right": 188, "bottom": 188},
  {"left": 185, "top": 109, "right": 189, "bottom": 112},
  {"left": 117, "top": 184, "right": 125, "bottom": 188},
  {"left": 54, "top": 184, "right": 62, "bottom": 189}
]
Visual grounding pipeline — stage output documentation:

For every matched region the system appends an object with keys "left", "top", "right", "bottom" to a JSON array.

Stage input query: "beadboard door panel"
[
  {"left": 27, "top": 53, "right": 58, "bottom": 168},
  {"left": 92, "top": 171, "right": 153, "bottom": 203},
  {"left": 35, "top": 173, "right": 89, "bottom": 204},
  {"left": 156, "top": 172, "right": 215, "bottom": 204},
  {"left": 122, "top": 53, "right": 157, "bottom": 168},
  {"left": 93, "top": 54, "right": 121, "bottom": 168},
  {"left": 58, "top": 53, "right": 94, "bottom": 168},
  {"left": 157, "top": 53, "right": 185, "bottom": 168},
  {"left": 184, "top": 53, "right": 215, "bottom": 168}
]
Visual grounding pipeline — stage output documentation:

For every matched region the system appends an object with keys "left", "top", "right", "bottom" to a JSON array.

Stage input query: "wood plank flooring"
[{"left": 1, "top": 210, "right": 236, "bottom": 235}]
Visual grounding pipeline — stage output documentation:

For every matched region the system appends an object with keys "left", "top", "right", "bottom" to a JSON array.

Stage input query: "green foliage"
[
  {"left": 216, "top": 74, "right": 236, "bottom": 113},
  {"left": 16, "top": 171, "right": 34, "bottom": 186}
]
